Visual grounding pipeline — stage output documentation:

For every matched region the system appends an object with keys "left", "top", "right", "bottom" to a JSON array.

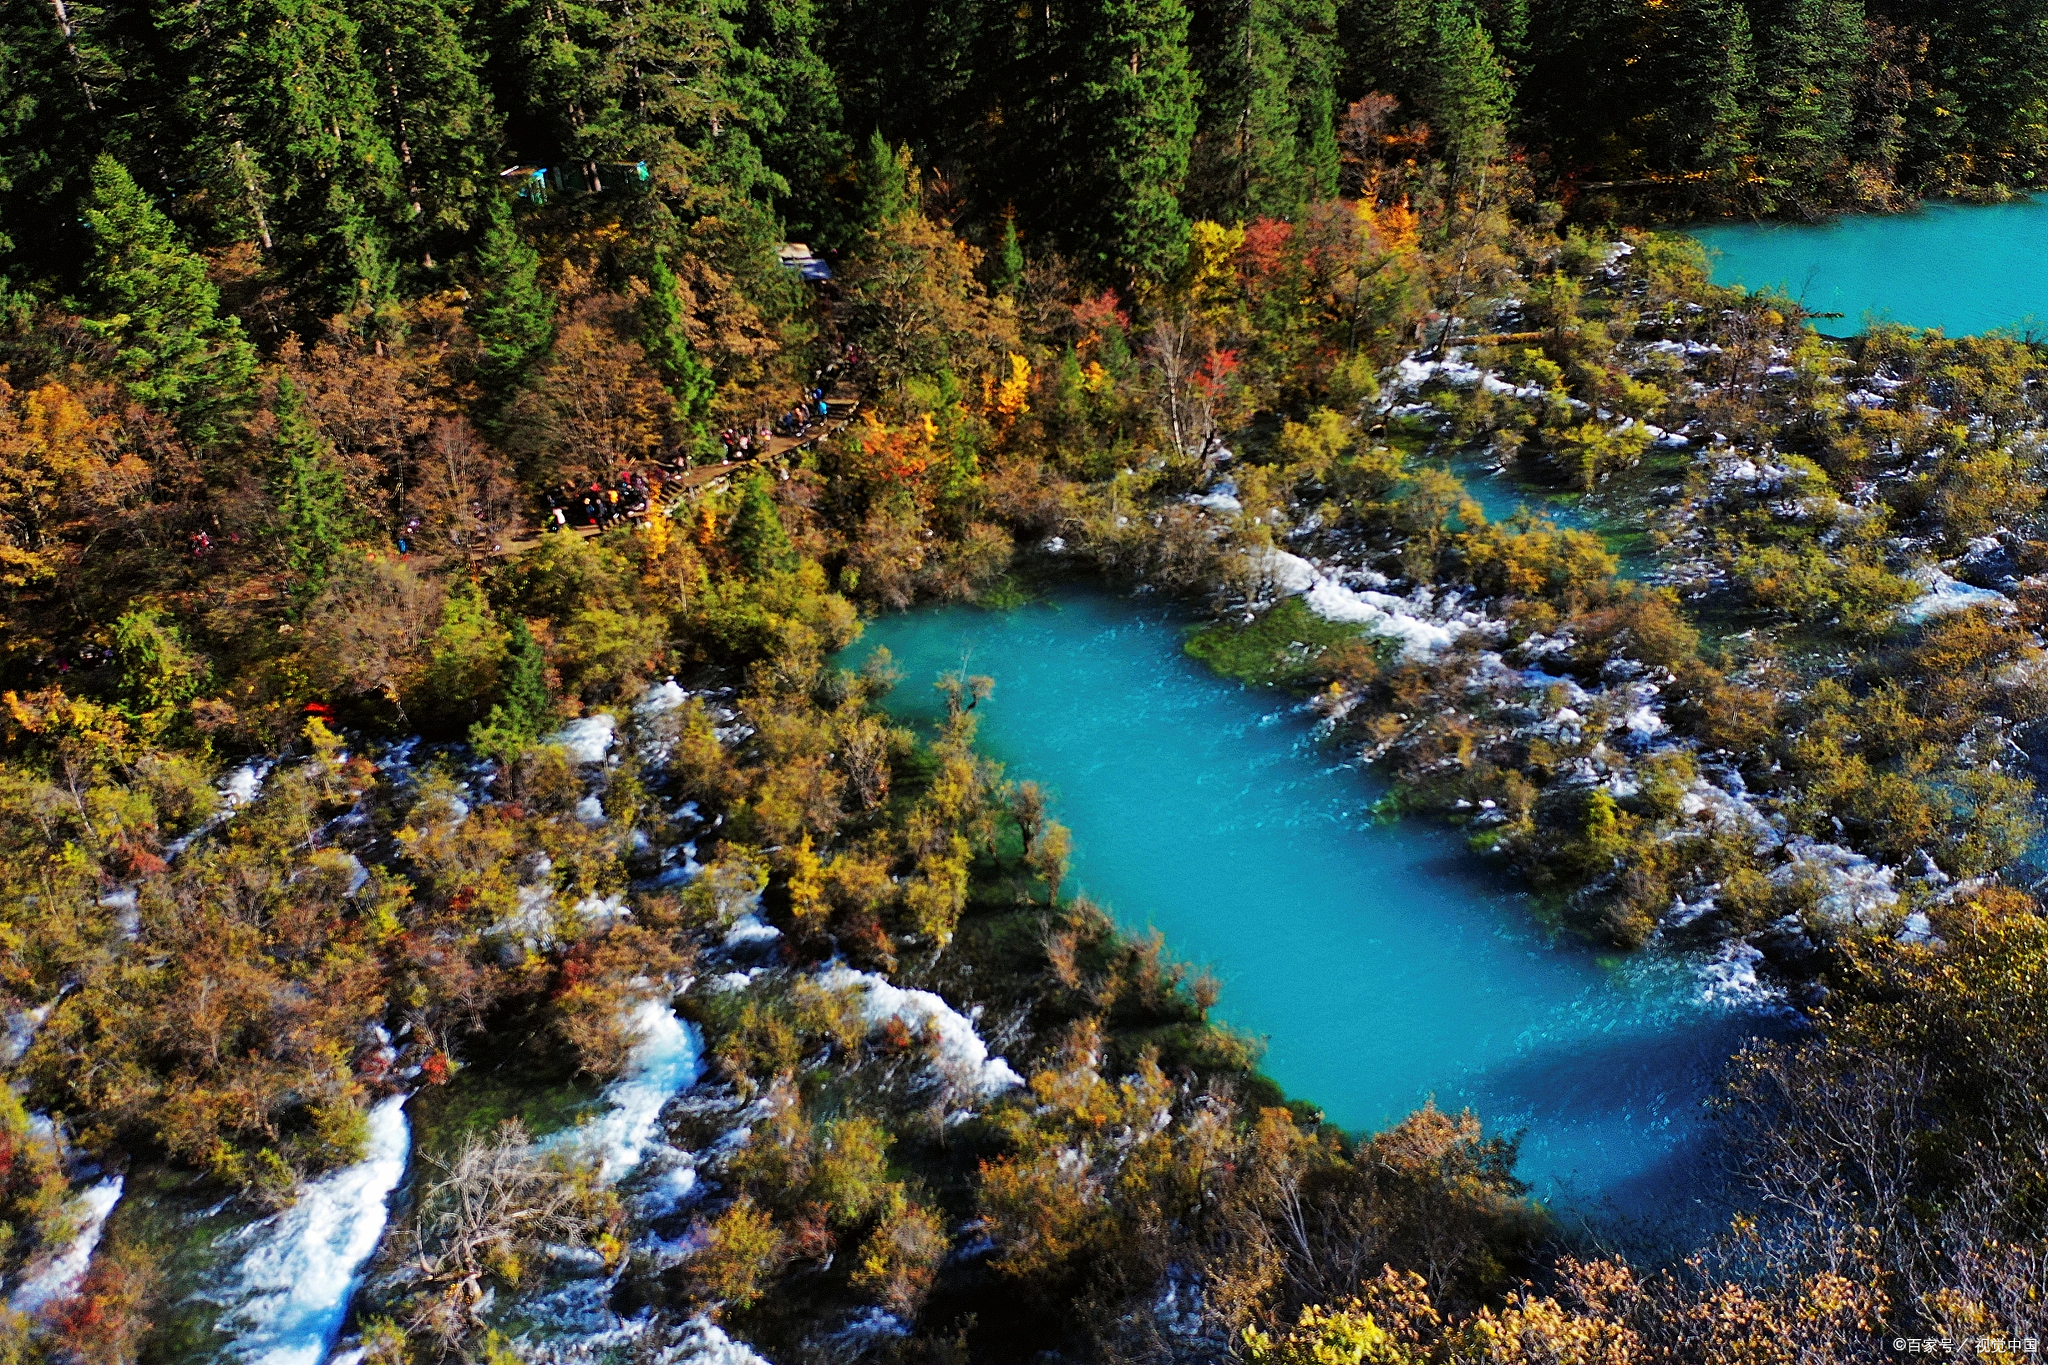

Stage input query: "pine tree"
[
  {"left": 471, "top": 196, "right": 555, "bottom": 398},
  {"left": 1924, "top": 0, "right": 2048, "bottom": 188},
  {"left": 993, "top": 213, "right": 1026, "bottom": 296},
  {"left": 1423, "top": 10, "right": 1514, "bottom": 172},
  {"left": 583, "top": 0, "right": 777, "bottom": 206},
  {"left": 77, "top": 157, "right": 258, "bottom": 443},
  {"left": 269, "top": 375, "right": 362, "bottom": 601},
  {"left": 1652, "top": 0, "right": 1757, "bottom": 196},
  {"left": 813, "top": 0, "right": 986, "bottom": 176},
  {"left": 354, "top": 0, "right": 499, "bottom": 257},
  {"left": 733, "top": 0, "right": 849, "bottom": 241},
  {"left": 158, "top": 0, "right": 407, "bottom": 317},
  {"left": 1478, "top": 0, "right": 1529, "bottom": 68},
  {"left": 1754, "top": 0, "right": 1865, "bottom": 211},
  {"left": 641, "top": 249, "right": 717, "bottom": 425},
  {"left": 726, "top": 473, "right": 796, "bottom": 575},
  {"left": 857, "top": 130, "right": 916, "bottom": 233},
  {"left": 1332, "top": 0, "right": 1438, "bottom": 115},
  {"left": 1192, "top": 0, "right": 1341, "bottom": 222},
  {"left": 1071, "top": 0, "right": 1200, "bottom": 281},
  {"left": 471, "top": 615, "right": 553, "bottom": 757},
  {"left": 0, "top": 0, "right": 117, "bottom": 281}
]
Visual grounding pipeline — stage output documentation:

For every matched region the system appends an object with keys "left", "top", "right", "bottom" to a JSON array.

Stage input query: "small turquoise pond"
[
  {"left": 1692, "top": 198, "right": 2048, "bottom": 337},
  {"left": 849, "top": 592, "right": 1773, "bottom": 1236}
]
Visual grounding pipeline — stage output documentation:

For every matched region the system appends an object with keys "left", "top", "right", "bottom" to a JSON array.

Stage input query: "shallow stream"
[{"left": 851, "top": 591, "right": 1776, "bottom": 1239}]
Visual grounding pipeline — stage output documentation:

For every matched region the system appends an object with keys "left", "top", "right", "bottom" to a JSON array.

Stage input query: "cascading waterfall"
[
  {"left": 10, "top": 1175, "right": 124, "bottom": 1314},
  {"left": 215, "top": 1093, "right": 411, "bottom": 1365},
  {"left": 552, "top": 997, "right": 705, "bottom": 1182}
]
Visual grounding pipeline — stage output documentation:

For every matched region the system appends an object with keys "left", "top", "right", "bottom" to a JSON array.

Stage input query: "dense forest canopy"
[
  {"left": 3, "top": 0, "right": 2048, "bottom": 1362},
  {"left": 3, "top": 0, "right": 2048, "bottom": 304}
]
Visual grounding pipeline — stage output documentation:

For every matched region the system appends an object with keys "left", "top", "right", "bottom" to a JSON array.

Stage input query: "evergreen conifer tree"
[
  {"left": 993, "top": 213, "right": 1026, "bottom": 295},
  {"left": 174, "top": 0, "right": 408, "bottom": 316},
  {"left": 1072, "top": 0, "right": 1200, "bottom": 281},
  {"left": 733, "top": 0, "right": 849, "bottom": 240},
  {"left": 1477, "top": 0, "right": 1528, "bottom": 69},
  {"left": 1754, "top": 0, "right": 1864, "bottom": 210},
  {"left": 857, "top": 130, "right": 917, "bottom": 232},
  {"left": 1195, "top": 0, "right": 1342, "bottom": 221},
  {"left": 726, "top": 473, "right": 797, "bottom": 575},
  {"left": 472, "top": 196, "right": 555, "bottom": 398},
  {"left": 0, "top": 0, "right": 117, "bottom": 280},
  {"left": 354, "top": 0, "right": 499, "bottom": 256},
  {"left": 471, "top": 615, "right": 552, "bottom": 756},
  {"left": 78, "top": 157, "right": 258, "bottom": 443},
  {"left": 641, "top": 250, "right": 717, "bottom": 426},
  {"left": 1655, "top": 0, "right": 1757, "bottom": 196},
  {"left": 1423, "top": 11, "right": 1514, "bottom": 171},
  {"left": 269, "top": 375, "right": 362, "bottom": 601}
]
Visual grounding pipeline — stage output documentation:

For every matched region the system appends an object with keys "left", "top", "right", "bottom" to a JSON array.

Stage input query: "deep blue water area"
[{"left": 847, "top": 592, "right": 1774, "bottom": 1241}]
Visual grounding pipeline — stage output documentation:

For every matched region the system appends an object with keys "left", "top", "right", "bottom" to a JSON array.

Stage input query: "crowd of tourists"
[
  {"left": 546, "top": 352, "right": 863, "bottom": 533},
  {"left": 541, "top": 470, "right": 657, "bottom": 532}
]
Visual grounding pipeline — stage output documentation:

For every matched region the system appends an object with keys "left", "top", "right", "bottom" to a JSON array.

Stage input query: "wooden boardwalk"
[{"left": 492, "top": 392, "right": 861, "bottom": 558}]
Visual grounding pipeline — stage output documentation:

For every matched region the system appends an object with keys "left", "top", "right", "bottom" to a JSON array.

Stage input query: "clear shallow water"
[
  {"left": 851, "top": 592, "right": 1770, "bottom": 1236},
  {"left": 1692, "top": 198, "right": 2048, "bottom": 338}
]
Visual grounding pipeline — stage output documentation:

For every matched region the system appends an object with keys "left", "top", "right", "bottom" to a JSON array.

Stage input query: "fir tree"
[
  {"left": 1423, "top": 10, "right": 1514, "bottom": 172},
  {"left": 1754, "top": 0, "right": 1865, "bottom": 210},
  {"left": 575, "top": 0, "right": 780, "bottom": 208},
  {"left": 471, "top": 196, "right": 555, "bottom": 398},
  {"left": 471, "top": 615, "right": 553, "bottom": 757},
  {"left": 1194, "top": 0, "right": 1342, "bottom": 221},
  {"left": 726, "top": 473, "right": 797, "bottom": 575},
  {"left": 269, "top": 375, "right": 362, "bottom": 601},
  {"left": 78, "top": 157, "right": 258, "bottom": 443},
  {"left": 1332, "top": 0, "right": 1437, "bottom": 121},
  {"left": 172, "top": 0, "right": 408, "bottom": 316},
  {"left": 733, "top": 0, "right": 849, "bottom": 241},
  {"left": 857, "top": 130, "right": 916, "bottom": 233},
  {"left": 354, "top": 0, "right": 499, "bottom": 255},
  {"left": 1476, "top": 0, "right": 1528, "bottom": 69},
  {"left": 1655, "top": 0, "right": 1757, "bottom": 196},
  {"left": 641, "top": 249, "right": 717, "bottom": 426},
  {"left": 1072, "top": 0, "right": 1200, "bottom": 281},
  {"left": 0, "top": 0, "right": 117, "bottom": 280},
  {"left": 993, "top": 212, "right": 1026, "bottom": 296}
]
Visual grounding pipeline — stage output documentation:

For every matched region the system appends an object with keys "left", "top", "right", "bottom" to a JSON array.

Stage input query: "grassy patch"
[
  {"left": 1184, "top": 596, "right": 1377, "bottom": 688},
  {"left": 407, "top": 1063, "right": 606, "bottom": 1165}
]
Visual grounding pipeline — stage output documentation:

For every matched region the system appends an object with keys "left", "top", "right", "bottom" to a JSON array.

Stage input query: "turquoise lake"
[
  {"left": 1692, "top": 197, "right": 2048, "bottom": 337},
  {"left": 850, "top": 592, "right": 1772, "bottom": 1238}
]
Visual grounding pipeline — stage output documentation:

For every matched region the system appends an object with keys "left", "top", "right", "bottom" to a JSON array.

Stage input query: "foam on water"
[
  {"left": 1253, "top": 547, "right": 1487, "bottom": 659},
  {"left": 217, "top": 1094, "right": 411, "bottom": 1365},
  {"left": 1898, "top": 566, "right": 2014, "bottom": 624},
  {"left": 548, "top": 714, "right": 618, "bottom": 765},
  {"left": 11, "top": 1175, "right": 123, "bottom": 1314},
  {"left": 817, "top": 966, "right": 1023, "bottom": 1099},
  {"left": 560, "top": 1000, "right": 704, "bottom": 1182}
]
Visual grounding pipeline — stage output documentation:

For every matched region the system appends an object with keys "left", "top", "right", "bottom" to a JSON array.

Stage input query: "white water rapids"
[{"left": 216, "top": 1093, "right": 412, "bottom": 1365}]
